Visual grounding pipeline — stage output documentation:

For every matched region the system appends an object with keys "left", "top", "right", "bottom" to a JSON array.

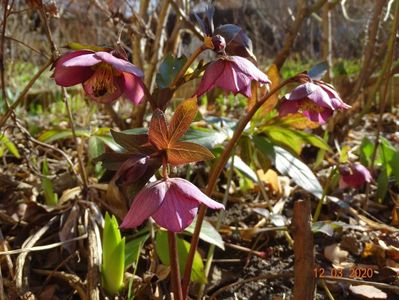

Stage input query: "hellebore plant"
[
  {"left": 339, "top": 163, "right": 372, "bottom": 189},
  {"left": 53, "top": 49, "right": 145, "bottom": 104},
  {"left": 279, "top": 81, "right": 350, "bottom": 124},
  {"left": 52, "top": 6, "right": 351, "bottom": 299}
]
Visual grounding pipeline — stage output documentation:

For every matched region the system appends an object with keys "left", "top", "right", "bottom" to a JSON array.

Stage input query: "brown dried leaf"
[
  {"left": 349, "top": 285, "right": 387, "bottom": 300},
  {"left": 258, "top": 64, "right": 280, "bottom": 116},
  {"left": 324, "top": 243, "right": 349, "bottom": 264}
]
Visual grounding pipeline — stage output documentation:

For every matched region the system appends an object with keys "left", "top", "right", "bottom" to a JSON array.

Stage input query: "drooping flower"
[
  {"left": 120, "top": 178, "right": 224, "bottom": 232},
  {"left": 195, "top": 55, "right": 271, "bottom": 98},
  {"left": 279, "top": 81, "right": 350, "bottom": 124},
  {"left": 53, "top": 50, "right": 145, "bottom": 104},
  {"left": 339, "top": 163, "right": 372, "bottom": 189}
]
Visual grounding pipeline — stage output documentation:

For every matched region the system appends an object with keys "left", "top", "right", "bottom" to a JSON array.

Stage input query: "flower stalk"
[
  {"left": 181, "top": 77, "right": 292, "bottom": 298},
  {"left": 170, "top": 44, "right": 207, "bottom": 88},
  {"left": 168, "top": 231, "right": 183, "bottom": 300}
]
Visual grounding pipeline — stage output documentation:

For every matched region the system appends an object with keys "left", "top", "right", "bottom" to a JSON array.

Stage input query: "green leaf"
[
  {"left": 359, "top": 137, "right": 374, "bottom": 167},
  {"left": 261, "top": 125, "right": 331, "bottom": 155},
  {"left": 155, "top": 230, "right": 206, "bottom": 284},
  {"left": 376, "top": 167, "right": 389, "bottom": 202},
  {"left": 180, "top": 127, "right": 227, "bottom": 148},
  {"left": 0, "top": 134, "right": 20, "bottom": 158},
  {"left": 156, "top": 54, "right": 187, "bottom": 88},
  {"left": 185, "top": 219, "right": 224, "bottom": 250},
  {"left": 253, "top": 136, "right": 324, "bottom": 199},
  {"left": 102, "top": 213, "right": 125, "bottom": 295},
  {"left": 88, "top": 136, "right": 105, "bottom": 161},
  {"left": 38, "top": 129, "right": 90, "bottom": 143},
  {"left": 227, "top": 155, "right": 257, "bottom": 182},
  {"left": 41, "top": 159, "right": 58, "bottom": 206},
  {"left": 124, "top": 234, "right": 149, "bottom": 268}
]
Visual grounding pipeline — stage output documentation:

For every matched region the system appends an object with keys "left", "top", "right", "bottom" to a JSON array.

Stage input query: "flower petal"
[
  {"left": 62, "top": 52, "right": 102, "bottom": 67},
  {"left": 94, "top": 52, "right": 144, "bottom": 77},
  {"left": 53, "top": 50, "right": 95, "bottom": 87},
  {"left": 306, "top": 85, "right": 335, "bottom": 110},
  {"left": 195, "top": 60, "right": 226, "bottom": 97},
  {"left": 279, "top": 100, "right": 299, "bottom": 116},
  {"left": 303, "top": 108, "right": 333, "bottom": 124},
  {"left": 171, "top": 178, "right": 225, "bottom": 210},
  {"left": 120, "top": 180, "right": 167, "bottom": 229},
  {"left": 287, "top": 83, "right": 318, "bottom": 101},
  {"left": 228, "top": 56, "right": 270, "bottom": 84},
  {"left": 123, "top": 72, "right": 145, "bottom": 104},
  {"left": 152, "top": 184, "right": 199, "bottom": 232}
]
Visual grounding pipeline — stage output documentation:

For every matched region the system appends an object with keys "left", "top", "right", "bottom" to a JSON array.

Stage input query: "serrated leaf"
[
  {"left": 155, "top": 230, "right": 206, "bottom": 284},
  {"left": 167, "top": 141, "right": 214, "bottom": 165},
  {"left": 156, "top": 54, "right": 187, "bottom": 88},
  {"left": 169, "top": 97, "right": 198, "bottom": 144},
  {"left": 149, "top": 109, "right": 169, "bottom": 150},
  {"left": 110, "top": 130, "right": 149, "bottom": 153},
  {"left": 253, "top": 136, "right": 324, "bottom": 199},
  {"left": 308, "top": 61, "right": 328, "bottom": 80},
  {"left": 185, "top": 219, "right": 224, "bottom": 250}
]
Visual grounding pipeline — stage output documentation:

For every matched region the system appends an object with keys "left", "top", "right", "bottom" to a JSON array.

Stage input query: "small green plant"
[
  {"left": 102, "top": 212, "right": 125, "bottom": 295},
  {"left": 41, "top": 158, "right": 58, "bottom": 206}
]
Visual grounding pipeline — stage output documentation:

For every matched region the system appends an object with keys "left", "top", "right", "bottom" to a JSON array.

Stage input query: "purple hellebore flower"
[
  {"left": 53, "top": 50, "right": 145, "bottom": 104},
  {"left": 195, "top": 55, "right": 271, "bottom": 99},
  {"left": 120, "top": 178, "right": 224, "bottom": 232},
  {"left": 339, "top": 163, "right": 372, "bottom": 189},
  {"left": 279, "top": 81, "right": 350, "bottom": 124}
]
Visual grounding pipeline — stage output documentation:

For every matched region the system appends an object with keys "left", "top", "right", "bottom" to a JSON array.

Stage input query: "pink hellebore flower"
[
  {"left": 195, "top": 55, "right": 271, "bottom": 99},
  {"left": 53, "top": 50, "right": 145, "bottom": 104},
  {"left": 339, "top": 163, "right": 372, "bottom": 189},
  {"left": 120, "top": 178, "right": 224, "bottom": 232},
  {"left": 279, "top": 81, "right": 350, "bottom": 124}
]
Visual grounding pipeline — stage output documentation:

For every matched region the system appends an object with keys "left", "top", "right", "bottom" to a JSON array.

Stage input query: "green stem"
[
  {"left": 313, "top": 166, "right": 337, "bottom": 222},
  {"left": 181, "top": 77, "right": 293, "bottom": 298}
]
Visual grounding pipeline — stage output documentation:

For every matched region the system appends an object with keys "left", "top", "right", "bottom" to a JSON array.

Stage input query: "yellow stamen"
[
  {"left": 87, "top": 64, "right": 118, "bottom": 98},
  {"left": 298, "top": 99, "right": 324, "bottom": 113}
]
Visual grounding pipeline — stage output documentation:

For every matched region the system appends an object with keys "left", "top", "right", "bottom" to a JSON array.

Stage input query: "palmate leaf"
[
  {"left": 147, "top": 99, "right": 214, "bottom": 165},
  {"left": 167, "top": 142, "right": 214, "bottom": 165},
  {"left": 168, "top": 97, "right": 198, "bottom": 144},
  {"left": 148, "top": 109, "right": 169, "bottom": 150}
]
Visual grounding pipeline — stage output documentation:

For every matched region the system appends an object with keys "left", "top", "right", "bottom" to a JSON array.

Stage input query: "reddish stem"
[
  {"left": 168, "top": 231, "right": 183, "bottom": 300},
  {"left": 181, "top": 79, "right": 292, "bottom": 298}
]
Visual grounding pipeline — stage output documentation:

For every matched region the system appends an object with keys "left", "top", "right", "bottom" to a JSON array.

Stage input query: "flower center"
[
  {"left": 88, "top": 64, "right": 118, "bottom": 97},
  {"left": 298, "top": 99, "right": 324, "bottom": 113}
]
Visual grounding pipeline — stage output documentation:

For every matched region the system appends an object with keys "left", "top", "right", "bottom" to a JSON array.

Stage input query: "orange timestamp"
[{"left": 314, "top": 267, "right": 374, "bottom": 279}]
